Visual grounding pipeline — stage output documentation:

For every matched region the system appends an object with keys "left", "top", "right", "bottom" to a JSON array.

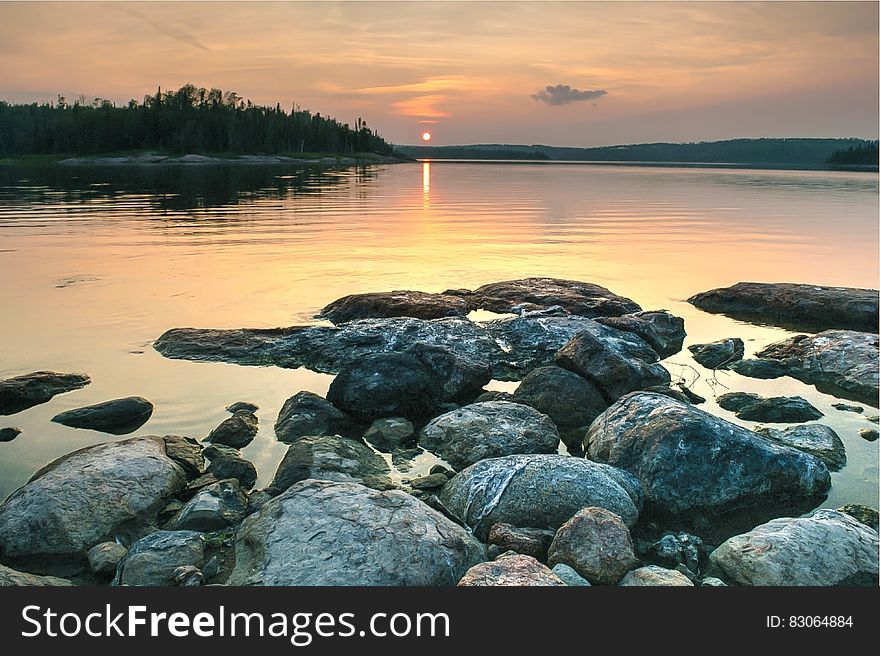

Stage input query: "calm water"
[{"left": 0, "top": 161, "right": 877, "bottom": 516}]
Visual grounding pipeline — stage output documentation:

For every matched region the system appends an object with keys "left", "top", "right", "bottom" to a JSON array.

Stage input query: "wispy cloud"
[
  {"left": 119, "top": 5, "right": 210, "bottom": 52},
  {"left": 532, "top": 84, "right": 607, "bottom": 106}
]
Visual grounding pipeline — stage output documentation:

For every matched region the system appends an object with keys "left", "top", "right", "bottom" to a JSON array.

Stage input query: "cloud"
[
  {"left": 532, "top": 84, "right": 607, "bottom": 105},
  {"left": 119, "top": 5, "right": 210, "bottom": 52}
]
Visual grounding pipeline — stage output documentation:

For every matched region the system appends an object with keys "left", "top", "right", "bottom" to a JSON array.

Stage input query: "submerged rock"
[
  {"left": 688, "top": 338, "right": 744, "bottom": 369},
  {"left": 318, "top": 290, "right": 472, "bottom": 323},
  {"left": 228, "top": 479, "right": 486, "bottom": 585},
  {"left": 619, "top": 565, "right": 694, "bottom": 586},
  {"left": 205, "top": 410, "right": 258, "bottom": 448},
  {"left": 831, "top": 402, "right": 863, "bottom": 413},
  {"left": 440, "top": 454, "right": 642, "bottom": 541},
  {"left": 270, "top": 434, "right": 392, "bottom": 492},
  {"left": 51, "top": 396, "right": 153, "bottom": 435},
  {"left": 548, "top": 507, "right": 637, "bottom": 585},
  {"left": 457, "top": 553, "right": 565, "bottom": 586},
  {"left": 0, "top": 426, "right": 21, "bottom": 442},
  {"left": 418, "top": 401, "right": 560, "bottom": 470},
  {"left": 274, "top": 391, "right": 357, "bottom": 443},
  {"left": 487, "top": 523, "right": 555, "bottom": 562},
  {"left": 87, "top": 542, "right": 128, "bottom": 576},
  {"left": 755, "top": 330, "right": 879, "bottom": 406},
  {"left": 0, "top": 371, "right": 90, "bottom": 415},
  {"left": 755, "top": 424, "right": 846, "bottom": 470},
  {"left": 584, "top": 393, "right": 831, "bottom": 519},
  {"left": 167, "top": 479, "right": 248, "bottom": 531},
  {"left": 709, "top": 509, "right": 879, "bottom": 586},
  {"left": 114, "top": 530, "right": 205, "bottom": 586},
  {"left": 0, "top": 563, "right": 72, "bottom": 586},
  {"left": 595, "top": 311, "right": 687, "bottom": 358},
  {"left": 0, "top": 436, "right": 188, "bottom": 562},
  {"left": 363, "top": 417, "right": 414, "bottom": 452},
  {"left": 688, "top": 282, "right": 878, "bottom": 332}
]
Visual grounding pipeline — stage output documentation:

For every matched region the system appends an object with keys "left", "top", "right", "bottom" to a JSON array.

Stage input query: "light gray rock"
[
  {"left": 440, "top": 454, "right": 642, "bottom": 541},
  {"left": 167, "top": 479, "right": 248, "bottom": 531},
  {"left": 548, "top": 507, "right": 637, "bottom": 585},
  {"left": 755, "top": 424, "right": 846, "bottom": 470},
  {"left": 363, "top": 417, "right": 414, "bottom": 452},
  {"left": 551, "top": 563, "right": 591, "bottom": 586},
  {"left": 114, "top": 530, "right": 206, "bottom": 586},
  {"left": 619, "top": 565, "right": 694, "bottom": 586},
  {"left": 87, "top": 541, "right": 129, "bottom": 576},
  {"left": 270, "top": 434, "right": 392, "bottom": 492},
  {"left": 0, "top": 436, "right": 188, "bottom": 562},
  {"left": 274, "top": 391, "right": 358, "bottom": 443},
  {"left": 0, "top": 371, "right": 90, "bottom": 415},
  {"left": 0, "top": 563, "right": 72, "bottom": 586},
  {"left": 710, "top": 509, "right": 879, "bottom": 586},
  {"left": 700, "top": 577, "right": 727, "bottom": 586},
  {"left": 228, "top": 479, "right": 486, "bottom": 585},
  {"left": 457, "top": 553, "right": 565, "bottom": 586},
  {"left": 419, "top": 401, "right": 560, "bottom": 470}
]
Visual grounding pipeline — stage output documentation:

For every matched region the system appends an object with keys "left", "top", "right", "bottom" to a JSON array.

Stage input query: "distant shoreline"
[
  {"left": 0, "top": 152, "right": 414, "bottom": 167},
  {"left": 414, "top": 158, "right": 879, "bottom": 173}
]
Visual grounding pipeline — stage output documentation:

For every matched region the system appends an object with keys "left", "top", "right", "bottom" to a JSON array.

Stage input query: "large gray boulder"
[
  {"left": 51, "top": 396, "right": 153, "bottom": 435},
  {"left": 274, "top": 391, "right": 358, "bottom": 443},
  {"left": 440, "top": 454, "right": 642, "bottom": 541},
  {"left": 457, "top": 554, "right": 565, "bottom": 586},
  {"left": 710, "top": 510, "right": 879, "bottom": 586},
  {"left": 0, "top": 436, "right": 189, "bottom": 562},
  {"left": 0, "top": 371, "right": 90, "bottom": 415},
  {"left": 585, "top": 393, "right": 831, "bottom": 518},
  {"left": 418, "top": 401, "right": 560, "bottom": 470},
  {"left": 114, "top": 530, "right": 206, "bottom": 586},
  {"left": 318, "top": 290, "right": 472, "bottom": 323},
  {"left": 227, "top": 480, "right": 486, "bottom": 585},
  {"left": 270, "top": 434, "right": 392, "bottom": 492}
]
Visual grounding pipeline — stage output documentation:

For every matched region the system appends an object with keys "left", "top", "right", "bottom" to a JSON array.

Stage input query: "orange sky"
[{"left": 1, "top": 1, "right": 877, "bottom": 146}]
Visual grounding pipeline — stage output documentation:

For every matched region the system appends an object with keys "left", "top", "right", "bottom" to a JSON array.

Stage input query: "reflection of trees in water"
[{"left": 0, "top": 164, "right": 379, "bottom": 215}]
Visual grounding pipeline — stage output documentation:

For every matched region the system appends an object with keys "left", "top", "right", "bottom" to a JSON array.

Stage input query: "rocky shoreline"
[{"left": 0, "top": 278, "right": 877, "bottom": 587}]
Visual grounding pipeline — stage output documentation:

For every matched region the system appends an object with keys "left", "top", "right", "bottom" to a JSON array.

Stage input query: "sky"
[{"left": 0, "top": 1, "right": 877, "bottom": 147}]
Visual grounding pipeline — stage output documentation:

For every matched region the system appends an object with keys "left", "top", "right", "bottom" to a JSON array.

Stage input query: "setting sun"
[{"left": 421, "top": 132, "right": 432, "bottom": 141}]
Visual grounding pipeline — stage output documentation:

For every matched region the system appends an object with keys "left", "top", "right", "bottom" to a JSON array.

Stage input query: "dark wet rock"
[
  {"left": 0, "top": 436, "right": 187, "bottom": 562},
  {"left": 430, "top": 464, "right": 454, "bottom": 476},
  {"left": 755, "top": 330, "right": 879, "bottom": 406},
  {"left": 643, "top": 385, "right": 693, "bottom": 405},
  {"left": 173, "top": 565, "right": 204, "bottom": 586},
  {"left": 51, "top": 396, "right": 153, "bottom": 435},
  {"left": 114, "top": 530, "right": 205, "bottom": 586},
  {"left": 274, "top": 391, "right": 357, "bottom": 444},
  {"left": 167, "top": 479, "right": 248, "bottom": 531},
  {"left": 202, "top": 556, "right": 220, "bottom": 580},
  {"left": 709, "top": 509, "right": 879, "bottom": 586},
  {"left": 728, "top": 358, "right": 785, "bottom": 379},
  {"left": 474, "top": 390, "right": 514, "bottom": 403},
  {"left": 512, "top": 366, "right": 607, "bottom": 452},
  {"left": 734, "top": 396, "right": 823, "bottom": 423},
  {"left": 182, "top": 473, "right": 220, "bottom": 500},
  {"left": 755, "top": 424, "right": 846, "bottom": 470},
  {"left": 0, "top": 563, "right": 72, "bottom": 586},
  {"left": 646, "top": 532, "right": 707, "bottom": 575},
  {"left": 859, "top": 428, "right": 879, "bottom": 442},
  {"left": 390, "top": 447, "right": 422, "bottom": 472},
  {"left": 270, "top": 434, "right": 392, "bottom": 492},
  {"left": 0, "top": 427, "right": 21, "bottom": 442},
  {"left": 551, "top": 563, "right": 591, "bottom": 586},
  {"left": 409, "top": 473, "right": 449, "bottom": 490},
  {"left": 245, "top": 489, "right": 275, "bottom": 516},
  {"left": 688, "top": 338, "right": 744, "bottom": 369},
  {"left": 457, "top": 553, "right": 565, "bottom": 586},
  {"left": 716, "top": 391, "right": 762, "bottom": 412},
  {"left": 596, "top": 311, "right": 687, "bottom": 358},
  {"left": 867, "top": 416, "right": 879, "bottom": 424},
  {"left": 832, "top": 402, "right": 863, "bottom": 413},
  {"left": 440, "top": 454, "right": 642, "bottom": 541},
  {"left": 0, "top": 371, "right": 91, "bottom": 415},
  {"left": 619, "top": 565, "right": 694, "bottom": 586},
  {"left": 160, "top": 435, "right": 204, "bottom": 479},
  {"left": 318, "top": 290, "right": 472, "bottom": 323},
  {"left": 446, "top": 278, "right": 641, "bottom": 318},
  {"left": 837, "top": 504, "right": 879, "bottom": 532},
  {"left": 87, "top": 542, "right": 128, "bottom": 576},
  {"left": 228, "top": 479, "right": 485, "bottom": 585},
  {"left": 409, "top": 343, "right": 493, "bottom": 402},
  {"left": 487, "top": 523, "right": 555, "bottom": 562},
  {"left": 204, "top": 445, "right": 257, "bottom": 490},
  {"left": 226, "top": 401, "right": 258, "bottom": 414},
  {"left": 585, "top": 393, "right": 831, "bottom": 519},
  {"left": 205, "top": 411, "right": 258, "bottom": 448},
  {"left": 675, "top": 384, "right": 706, "bottom": 404},
  {"left": 363, "top": 417, "right": 414, "bottom": 452},
  {"left": 688, "top": 282, "right": 878, "bottom": 332},
  {"left": 158, "top": 499, "right": 183, "bottom": 524},
  {"left": 548, "top": 507, "right": 637, "bottom": 585},
  {"left": 327, "top": 353, "right": 441, "bottom": 422},
  {"left": 419, "top": 401, "right": 560, "bottom": 470}
]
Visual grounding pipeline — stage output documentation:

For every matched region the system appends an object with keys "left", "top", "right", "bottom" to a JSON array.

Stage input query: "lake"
[{"left": 0, "top": 161, "right": 877, "bottom": 515}]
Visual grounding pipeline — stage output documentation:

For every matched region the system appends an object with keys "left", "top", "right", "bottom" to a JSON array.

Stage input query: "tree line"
[
  {"left": 0, "top": 84, "right": 395, "bottom": 157},
  {"left": 826, "top": 143, "right": 878, "bottom": 166}
]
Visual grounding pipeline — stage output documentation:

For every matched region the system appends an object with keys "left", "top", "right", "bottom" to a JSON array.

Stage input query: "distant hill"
[{"left": 397, "top": 138, "right": 879, "bottom": 170}]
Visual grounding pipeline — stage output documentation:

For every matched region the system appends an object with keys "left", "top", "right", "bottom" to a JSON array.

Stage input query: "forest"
[{"left": 0, "top": 84, "right": 395, "bottom": 157}]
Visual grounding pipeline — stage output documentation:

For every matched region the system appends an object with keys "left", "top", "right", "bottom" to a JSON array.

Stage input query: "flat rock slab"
[
  {"left": 457, "top": 554, "right": 565, "bottom": 586},
  {"left": 755, "top": 330, "right": 879, "bottom": 407},
  {"left": 688, "top": 282, "right": 878, "bottom": 332},
  {"left": 710, "top": 509, "right": 879, "bottom": 586},
  {"left": 227, "top": 480, "right": 486, "bottom": 586},
  {"left": 51, "top": 396, "right": 153, "bottom": 435},
  {"left": 0, "top": 371, "right": 90, "bottom": 415},
  {"left": 318, "top": 290, "right": 472, "bottom": 323}
]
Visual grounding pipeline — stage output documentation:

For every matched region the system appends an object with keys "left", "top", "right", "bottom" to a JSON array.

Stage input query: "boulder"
[
  {"left": 755, "top": 424, "right": 846, "bottom": 470},
  {"left": 645, "top": 532, "right": 706, "bottom": 575},
  {"left": 584, "top": 393, "right": 831, "bottom": 518},
  {"left": 860, "top": 428, "right": 879, "bottom": 442},
  {"left": 688, "top": 282, "right": 878, "bottom": 332},
  {"left": 439, "top": 454, "right": 642, "bottom": 541},
  {"left": 0, "top": 371, "right": 90, "bottom": 415},
  {"left": 161, "top": 435, "right": 205, "bottom": 478},
  {"left": 619, "top": 565, "right": 694, "bottom": 586},
  {"left": 87, "top": 542, "right": 128, "bottom": 576},
  {"left": 205, "top": 411, "right": 258, "bottom": 448},
  {"left": 0, "top": 436, "right": 189, "bottom": 562},
  {"left": 737, "top": 396, "right": 824, "bottom": 423},
  {"left": 596, "top": 311, "right": 687, "bottom": 358},
  {"left": 270, "top": 434, "right": 392, "bottom": 492},
  {"left": 114, "top": 531, "right": 206, "bottom": 586},
  {"left": 728, "top": 358, "right": 785, "bottom": 379},
  {"left": 487, "top": 523, "right": 555, "bottom": 562},
  {"left": 204, "top": 445, "right": 257, "bottom": 489},
  {"left": 0, "top": 563, "right": 72, "bottom": 586},
  {"left": 227, "top": 480, "right": 486, "bottom": 585},
  {"left": 755, "top": 331, "right": 879, "bottom": 406},
  {"left": 716, "top": 391, "right": 762, "bottom": 412},
  {"left": 274, "top": 391, "right": 358, "bottom": 443},
  {"left": 547, "top": 507, "right": 637, "bottom": 585},
  {"left": 688, "top": 338, "right": 744, "bottom": 369},
  {"left": 457, "top": 554, "right": 565, "bottom": 586},
  {"left": 407, "top": 343, "right": 492, "bottom": 402},
  {"left": 0, "top": 426, "right": 21, "bottom": 442},
  {"left": 363, "top": 417, "right": 414, "bottom": 452},
  {"left": 831, "top": 403, "right": 863, "bottom": 413},
  {"left": 837, "top": 504, "right": 879, "bottom": 531},
  {"left": 418, "top": 401, "right": 560, "bottom": 470},
  {"left": 226, "top": 401, "right": 258, "bottom": 414},
  {"left": 408, "top": 473, "right": 449, "bottom": 490},
  {"left": 51, "top": 396, "right": 153, "bottom": 435},
  {"left": 512, "top": 366, "right": 607, "bottom": 452},
  {"left": 709, "top": 510, "right": 879, "bottom": 586},
  {"left": 551, "top": 563, "right": 591, "bottom": 586},
  {"left": 166, "top": 479, "right": 248, "bottom": 531},
  {"left": 317, "top": 290, "right": 472, "bottom": 323}
]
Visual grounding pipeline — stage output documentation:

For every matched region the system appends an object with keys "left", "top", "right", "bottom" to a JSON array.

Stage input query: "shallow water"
[{"left": 0, "top": 161, "right": 877, "bottom": 516}]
